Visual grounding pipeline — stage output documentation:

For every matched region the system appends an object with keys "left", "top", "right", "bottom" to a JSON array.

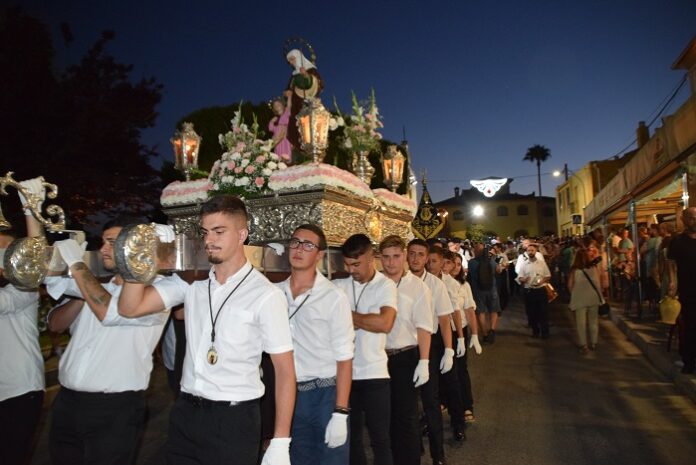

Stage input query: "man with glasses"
[
  {"left": 334, "top": 234, "right": 397, "bottom": 465},
  {"left": 277, "top": 224, "right": 355, "bottom": 464}
]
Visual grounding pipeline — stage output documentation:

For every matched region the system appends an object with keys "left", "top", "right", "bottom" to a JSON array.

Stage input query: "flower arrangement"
[
  {"left": 208, "top": 108, "right": 288, "bottom": 198},
  {"left": 334, "top": 89, "right": 384, "bottom": 154}
]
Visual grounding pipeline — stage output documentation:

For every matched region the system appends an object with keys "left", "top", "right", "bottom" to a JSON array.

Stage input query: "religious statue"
[
  {"left": 268, "top": 97, "right": 293, "bottom": 164},
  {"left": 283, "top": 39, "right": 324, "bottom": 152}
]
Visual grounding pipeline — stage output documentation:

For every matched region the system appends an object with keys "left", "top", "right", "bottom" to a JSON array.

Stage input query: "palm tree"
[{"left": 523, "top": 144, "right": 551, "bottom": 197}]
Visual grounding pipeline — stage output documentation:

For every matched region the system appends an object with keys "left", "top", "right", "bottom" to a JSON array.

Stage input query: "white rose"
[
  {"left": 231, "top": 152, "right": 242, "bottom": 160},
  {"left": 344, "top": 138, "right": 353, "bottom": 149},
  {"left": 218, "top": 134, "right": 225, "bottom": 146},
  {"left": 262, "top": 168, "right": 272, "bottom": 176},
  {"left": 328, "top": 118, "right": 338, "bottom": 131},
  {"left": 238, "top": 177, "right": 250, "bottom": 186},
  {"left": 270, "top": 153, "right": 279, "bottom": 161},
  {"left": 278, "top": 162, "right": 287, "bottom": 170},
  {"left": 337, "top": 116, "right": 345, "bottom": 126},
  {"left": 241, "top": 159, "right": 250, "bottom": 167},
  {"left": 267, "top": 161, "right": 277, "bottom": 170},
  {"left": 213, "top": 183, "right": 220, "bottom": 190}
]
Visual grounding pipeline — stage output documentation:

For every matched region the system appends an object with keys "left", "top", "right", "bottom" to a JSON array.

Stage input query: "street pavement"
[{"left": 29, "top": 293, "right": 696, "bottom": 465}]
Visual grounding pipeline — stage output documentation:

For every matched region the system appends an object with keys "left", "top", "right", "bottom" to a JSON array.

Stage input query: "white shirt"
[
  {"left": 515, "top": 251, "right": 546, "bottom": 276},
  {"left": 516, "top": 258, "right": 551, "bottom": 289},
  {"left": 0, "top": 284, "right": 44, "bottom": 401},
  {"left": 386, "top": 272, "right": 433, "bottom": 350},
  {"left": 277, "top": 271, "right": 354, "bottom": 382},
  {"left": 442, "top": 273, "right": 470, "bottom": 331},
  {"left": 334, "top": 271, "right": 397, "bottom": 380},
  {"left": 415, "top": 271, "right": 454, "bottom": 333},
  {"left": 45, "top": 276, "right": 170, "bottom": 393},
  {"left": 153, "top": 262, "right": 293, "bottom": 401}
]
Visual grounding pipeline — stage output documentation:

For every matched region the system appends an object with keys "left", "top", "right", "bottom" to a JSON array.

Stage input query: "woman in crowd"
[{"left": 567, "top": 242, "right": 607, "bottom": 354}]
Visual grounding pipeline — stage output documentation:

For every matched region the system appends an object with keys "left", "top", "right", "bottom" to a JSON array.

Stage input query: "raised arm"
[{"left": 118, "top": 281, "right": 167, "bottom": 318}]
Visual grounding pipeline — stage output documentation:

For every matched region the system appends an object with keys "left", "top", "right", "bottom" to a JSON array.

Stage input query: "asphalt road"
[{"left": 30, "top": 293, "right": 696, "bottom": 465}]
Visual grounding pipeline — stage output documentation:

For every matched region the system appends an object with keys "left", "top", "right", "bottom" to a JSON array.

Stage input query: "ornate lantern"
[
  {"left": 381, "top": 145, "right": 406, "bottom": 192},
  {"left": 296, "top": 97, "right": 330, "bottom": 163},
  {"left": 170, "top": 122, "right": 202, "bottom": 181}
]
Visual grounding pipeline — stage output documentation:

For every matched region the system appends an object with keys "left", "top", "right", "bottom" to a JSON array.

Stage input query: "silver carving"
[{"left": 3, "top": 237, "right": 49, "bottom": 289}]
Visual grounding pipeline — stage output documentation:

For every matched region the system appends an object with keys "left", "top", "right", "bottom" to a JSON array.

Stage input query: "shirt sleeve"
[
  {"left": 44, "top": 276, "right": 83, "bottom": 300},
  {"left": 376, "top": 277, "right": 398, "bottom": 310},
  {"left": 258, "top": 287, "right": 294, "bottom": 354},
  {"left": 461, "top": 282, "right": 476, "bottom": 310},
  {"left": 0, "top": 285, "right": 38, "bottom": 316},
  {"left": 413, "top": 282, "right": 434, "bottom": 332},
  {"left": 330, "top": 288, "right": 355, "bottom": 362},
  {"left": 445, "top": 279, "right": 460, "bottom": 310},
  {"left": 433, "top": 280, "right": 454, "bottom": 316},
  {"left": 152, "top": 274, "right": 188, "bottom": 309},
  {"left": 101, "top": 297, "right": 170, "bottom": 327}
]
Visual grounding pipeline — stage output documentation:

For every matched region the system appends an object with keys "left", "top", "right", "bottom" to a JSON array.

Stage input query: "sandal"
[{"left": 464, "top": 410, "right": 475, "bottom": 423}]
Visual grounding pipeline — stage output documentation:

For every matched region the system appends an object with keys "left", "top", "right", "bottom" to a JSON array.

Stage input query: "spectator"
[{"left": 568, "top": 242, "right": 607, "bottom": 354}]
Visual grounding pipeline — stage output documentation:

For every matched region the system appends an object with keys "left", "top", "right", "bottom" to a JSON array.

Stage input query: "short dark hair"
[
  {"left": 442, "top": 249, "right": 456, "bottom": 261},
  {"left": 102, "top": 215, "right": 143, "bottom": 232},
  {"left": 429, "top": 246, "right": 445, "bottom": 257},
  {"left": 379, "top": 235, "right": 406, "bottom": 252},
  {"left": 200, "top": 195, "right": 248, "bottom": 223},
  {"left": 293, "top": 223, "right": 327, "bottom": 250},
  {"left": 407, "top": 238, "right": 428, "bottom": 250},
  {"left": 341, "top": 234, "right": 373, "bottom": 258}
]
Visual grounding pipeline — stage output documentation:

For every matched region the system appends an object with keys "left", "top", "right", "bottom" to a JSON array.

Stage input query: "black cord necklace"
[{"left": 206, "top": 266, "right": 254, "bottom": 365}]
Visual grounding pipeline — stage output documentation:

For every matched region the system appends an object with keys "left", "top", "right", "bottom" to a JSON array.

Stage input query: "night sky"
[{"left": 18, "top": 0, "right": 696, "bottom": 201}]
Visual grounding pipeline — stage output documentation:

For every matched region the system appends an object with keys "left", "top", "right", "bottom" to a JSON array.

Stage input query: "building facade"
[{"left": 434, "top": 179, "right": 557, "bottom": 240}]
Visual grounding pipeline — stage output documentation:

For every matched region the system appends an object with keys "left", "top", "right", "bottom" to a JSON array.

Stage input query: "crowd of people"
[{"left": 2, "top": 176, "right": 695, "bottom": 465}]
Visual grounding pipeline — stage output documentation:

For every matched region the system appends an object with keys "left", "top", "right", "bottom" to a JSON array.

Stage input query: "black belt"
[
  {"left": 386, "top": 345, "right": 417, "bottom": 356},
  {"left": 181, "top": 391, "right": 259, "bottom": 408}
]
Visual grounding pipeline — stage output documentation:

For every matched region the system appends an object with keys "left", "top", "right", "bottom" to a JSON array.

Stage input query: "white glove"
[
  {"left": 55, "top": 239, "right": 87, "bottom": 268},
  {"left": 324, "top": 412, "right": 348, "bottom": 448},
  {"left": 439, "top": 348, "right": 454, "bottom": 374},
  {"left": 154, "top": 224, "right": 176, "bottom": 243},
  {"left": 18, "top": 177, "right": 46, "bottom": 214},
  {"left": 261, "top": 438, "right": 291, "bottom": 465},
  {"left": 413, "top": 359, "right": 430, "bottom": 387},
  {"left": 469, "top": 334, "right": 483, "bottom": 355},
  {"left": 456, "top": 337, "right": 466, "bottom": 358}
]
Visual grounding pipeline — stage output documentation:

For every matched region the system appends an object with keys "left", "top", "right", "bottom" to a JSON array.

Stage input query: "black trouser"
[
  {"left": 420, "top": 330, "right": 445, "bottom": 462},
  {"left": 49, "top": 387, "right": 145, "bottom": 465},
  {"left": 440, "top": 333, "right": 464, "bottom": 430},
  {"left": 167, "top": 393, "right": 261, "bottom": 465},
  {"left": 350, "top": 378, "right": 392, "bottom": 465},
  {"left": 387, "top": 348, "right": 420, "bottom": 465},
  {"left": 455, "top": 330, "right": 474, "bottom": 412},
  {"left": 0, "top": 390, "right": 44, "bottom": 465},
  {"left": 679, "top": 295, "right": 696, "bottom": 366},
  {"left": 525, "top": 288, "right": 549, "bottom": 336}
]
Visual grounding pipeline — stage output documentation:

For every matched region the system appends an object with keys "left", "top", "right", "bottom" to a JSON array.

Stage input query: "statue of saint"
[{"left": 284, "top": 48, "right": 324, "bottom": 151}]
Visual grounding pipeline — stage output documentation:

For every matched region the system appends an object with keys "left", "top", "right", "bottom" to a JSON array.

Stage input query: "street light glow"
[
  {"left": 473, "top": 205, "right": 484, "bottom": 217},
  {"left": 552, "top": 170, "right": 561, "bottom": 177}
]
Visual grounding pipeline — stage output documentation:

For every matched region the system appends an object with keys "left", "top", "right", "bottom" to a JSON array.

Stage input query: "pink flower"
[
  {"left": 255, "top": 177, "right": 265, "bottom": 187},
  {"left": 234, "top": 167, "right": 243, "bottom": 174},
  {"left": 245, "top": 166, "right": 255, "bottom": 174},
  {"left": 255, "top": 155, "right": 266, "bottom": 164},
  {"left": 236, "top": 142, "right": 246, "bottom": 151},
  {"left": 226, "top": 161, "right": 236, "bottom": 170}
]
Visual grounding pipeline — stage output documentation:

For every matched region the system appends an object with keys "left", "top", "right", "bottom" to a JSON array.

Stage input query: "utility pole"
[{"left": 563, "top": 163, "right": 569, "bottom": 181}]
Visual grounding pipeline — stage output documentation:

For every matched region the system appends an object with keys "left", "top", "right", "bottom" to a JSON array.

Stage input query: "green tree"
[
  {"left": 523, "top": 144, "right": 551, "bottom": 197},
  {"left": 0, "top": 7, "right": 163, "bottom": 229}
]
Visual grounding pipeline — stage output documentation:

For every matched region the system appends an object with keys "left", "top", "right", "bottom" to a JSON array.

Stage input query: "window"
[
  {"left": 542, "top": 206, "right": 554, "bottom": 217},
  {"left": 453, "top": 210, "right": 464, "bottom": 221},
  {"left": 497, "top": 206, "right": 509, "bottom": 216},
  {"left": 517, "top": 205, "right": 529, "bottom": 216}
]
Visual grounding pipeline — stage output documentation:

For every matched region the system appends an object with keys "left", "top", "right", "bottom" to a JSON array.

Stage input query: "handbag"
[
  {"left": 581, "top": 268, "right": 610, "bottom": 316},
  {"left": 544, "top": 283, "right": 559, "bottom": 303}
]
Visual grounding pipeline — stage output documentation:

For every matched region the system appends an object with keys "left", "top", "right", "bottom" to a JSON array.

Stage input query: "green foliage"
[
  {"left": 175, "top": 101, "right": 274, "bottom": 173},
  {"left": 466, "top": 224, "right": 485, "bottom": 243},
  {"left": 0, "top": 8, "right": 163, "bottom": 229}
]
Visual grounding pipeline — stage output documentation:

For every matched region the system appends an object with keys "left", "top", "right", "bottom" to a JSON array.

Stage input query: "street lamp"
[
  {"left": 296, "top": 97, "right": 331, "bottom": 163},
  {"left": 472, "top": 205, "right": 484, "bottom": 217},
  {"left": 381, "top": 145, "right": 406, "bottom": 192},
  {"left": 170, "top": 122, "right": 202, "bottom": 182}
]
